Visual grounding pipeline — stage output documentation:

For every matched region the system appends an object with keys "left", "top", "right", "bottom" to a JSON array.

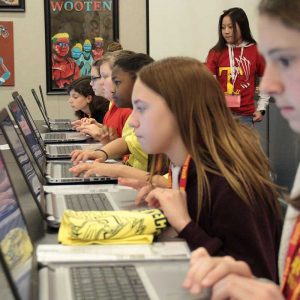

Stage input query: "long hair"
[
  {"left": 258, "top": 0, "right": 300, "bottom": 31},
  {"left": 138, "top": 57, "right": 279, "bottom": 217},
  {"left": 67, "top": 76, "right": 109, "bottom": 122},
  {"left": 211, "top": 7, "right": 256, "bottom": 52}
]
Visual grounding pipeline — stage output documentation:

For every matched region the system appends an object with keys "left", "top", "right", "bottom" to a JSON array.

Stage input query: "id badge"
[{"left": 225, "top": 94, "right": 241, "bottom": 108}]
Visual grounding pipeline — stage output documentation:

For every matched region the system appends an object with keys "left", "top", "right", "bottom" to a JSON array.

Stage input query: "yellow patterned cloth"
[{"left": 58, "top": 209, "right": 167, "bottom": 245}]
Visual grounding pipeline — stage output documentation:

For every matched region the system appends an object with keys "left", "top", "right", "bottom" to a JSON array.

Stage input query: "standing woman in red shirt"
[{"left": 206, "top": 7, "right": 269, "bottom": 126}]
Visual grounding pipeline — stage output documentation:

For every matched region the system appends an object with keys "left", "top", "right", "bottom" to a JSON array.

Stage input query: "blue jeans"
[{"left": 233, "top": 114, "right": 254, "bottom": 127}]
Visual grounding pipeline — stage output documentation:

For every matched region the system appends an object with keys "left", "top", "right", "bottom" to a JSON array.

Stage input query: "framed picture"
[
  {"left": 44, "top": 0, "right": 119, "bottom": 94},
  {"left": 0, "top": 0, "right": 25, "bottom": 12},
  {"left": 0, "top": 21, "right": 15, "bottom": 86}
]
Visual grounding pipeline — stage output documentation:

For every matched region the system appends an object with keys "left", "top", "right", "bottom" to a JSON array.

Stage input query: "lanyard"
[
  {"left": 168, "top": 155, "right": 191, "bottom": 191},
  {"left": 281, "top": 215, "right": 300, "bottom": 293},
  {"left": 228, "top": 45, "right": 244, "bottom": 91}
]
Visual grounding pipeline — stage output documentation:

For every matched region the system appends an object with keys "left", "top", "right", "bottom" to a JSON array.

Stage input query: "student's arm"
[
  {"left": 71, "top": 137, "right": 128, "bottom": 164},
  {"left": 69, "top": 161, "right": 150, "bottom": 181},
  {"left": 96, "top": 137, "right": 129, "bottom": 161}
]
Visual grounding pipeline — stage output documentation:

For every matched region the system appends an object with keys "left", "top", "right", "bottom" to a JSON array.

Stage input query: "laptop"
[
  {"left": 0, "top": 108, "right": 117, "bottom": 185},
  {"left": 0, "top": 151, "right": 207, "bottom": 300},
  {"left": 38, "top": 85, "right": 72, "bottom": 124},
  {"left": 31, "top": 88, "right": 74, "bottom": 131},
  {"left": 9, "top": 99, "right": 101, "bottom": 159},
  {"left": 12, "top": 92, "right": 89, "bottom": 143}
]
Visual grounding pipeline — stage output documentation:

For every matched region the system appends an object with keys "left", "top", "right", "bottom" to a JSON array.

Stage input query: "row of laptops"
[
  {"left": 10, "top": 95, "right": 99, "bottom": 159},
  {"left": 12, "top": 92, "right": 89, "bottom": 144},
  {"left": 0, "top": 108, "right": 137, "bottom": 227},
  {"left": 1, "top": 105, "right": 115, "bottom": 185},
  {"left": 0, "top": 148, "right": 207, "bottom": 300}
]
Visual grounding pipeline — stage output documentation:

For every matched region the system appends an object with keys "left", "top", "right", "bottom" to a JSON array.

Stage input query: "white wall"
[
  {"left": 0, "top": 0, "right": 147, "bottom": 119},
  {"left": 148, "top": 0, "right": 260, "bottom": 61}
]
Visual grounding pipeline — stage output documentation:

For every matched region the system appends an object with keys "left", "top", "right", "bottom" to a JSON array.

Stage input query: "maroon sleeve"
[{"left": 256, "top": 46, "right": 266, "bottom": 77}]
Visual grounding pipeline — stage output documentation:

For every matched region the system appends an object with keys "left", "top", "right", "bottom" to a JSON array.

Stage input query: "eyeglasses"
[{"left": 90, "top": 75, "right": 101, "bottom": 82}]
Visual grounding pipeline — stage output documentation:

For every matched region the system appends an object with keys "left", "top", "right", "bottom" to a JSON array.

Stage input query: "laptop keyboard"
[
  {"left": 52, "top": 118, "right": 70, "bottom": 123},
  {"left": 65, "top": 193, "right": 113, "bottom": 211},
  {"left": 61, "top": 163, "right": 75, "bottom": 177},
  {"left": 52, "top": 124, "right": 73, "bottom": 130},
  {"left": 56, "top": 145, "right": 81, "bottom": 155},
  {"left": 71, "top": 265, "right": 150, "bottom": 300},
  {"left": 44, "top": 133, "right": 66, "bottom": 140}
]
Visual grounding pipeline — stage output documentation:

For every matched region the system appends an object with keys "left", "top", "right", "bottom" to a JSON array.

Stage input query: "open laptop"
[
  {"left": 12, "top": 92, "right": 89, "bottom": 143},
  {"left": 0, "top": 108, "right": 117, "bottom": 185},
  {"left": 0, "top": 150, "right": 206, "bottom": 300},
  {"left": 9, "top": 99, "right": 101, "bottom": 159},
  {"left": 0, "top": 134, "right": 139, "bottom": 227},
  {"left": 38, "top": 85, "right": 72, "bottom": 124},
  {"left": 31, "top": 88, "right": 74, "bottom": 131}
]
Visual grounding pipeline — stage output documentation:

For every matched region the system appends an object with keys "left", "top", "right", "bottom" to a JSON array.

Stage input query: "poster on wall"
[
  {"left": 44, "top": 0, "right": 119, "bottom": 95},
  {"left": 0, "top": 0, "right": 25, "bottom": 12},
  {"left": 0, "top": 21, "right": 15, "bottom": 86}
]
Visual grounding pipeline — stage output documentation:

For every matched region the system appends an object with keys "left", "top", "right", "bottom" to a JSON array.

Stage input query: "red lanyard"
[
  {"left": 281, "top": 215, "right": 300, "bottom": 293},
  {"left": 168, "top": 155, "right": 191, "bottom": 191}
]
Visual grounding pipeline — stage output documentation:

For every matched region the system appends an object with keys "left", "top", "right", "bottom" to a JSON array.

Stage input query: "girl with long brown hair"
[{"left": 128, "top": 56, "right": 282, "bottom": 281}]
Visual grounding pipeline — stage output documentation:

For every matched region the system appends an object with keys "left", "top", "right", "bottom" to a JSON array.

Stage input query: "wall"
[
  {"left": 0, "top": 0, "right": 147, "bottom": 119},
  {"left": 148, "top": 0, "right": 260, "bottom": 61}
]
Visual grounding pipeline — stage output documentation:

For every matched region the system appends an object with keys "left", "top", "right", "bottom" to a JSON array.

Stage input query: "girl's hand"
[
  {"left": 144, "top": 188, "right": 191, "bottom": 232},
  {"left": 70, "top": 150, "right": 104, "bottom": 164},
  {"left": 118, "top": 177, "right": 154, "bottom": 206},
  {"left": 69, "top": 162, "right": 119, "bottom": 178},
  {"left": 183, "top": 248, "right": 255, "bottom": 296},
  {"left": 76, "top": 124, "right": 103, "bottom": 140},
  {"left": 95, "top": 125, "right": 119, "bottom": 145},
  {"left": 211, "top": 275, "right": 284, "bottom": 300}
]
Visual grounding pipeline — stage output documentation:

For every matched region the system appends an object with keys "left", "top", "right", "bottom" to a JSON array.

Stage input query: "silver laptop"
[
  {"left": 0, "top": 108, "right": 117, "bottom": 185},
  {"left": 9, "top": 99, "right": 100, "bottom": 159},
  {"left": 11, "top": 92, "right": 89, "bottom": 143},
  {"left": 31, "top": 88, "right": 74, "bottom": 131},
  {"left": 38, "top": 85, "right": 72, "bottom": 124}
]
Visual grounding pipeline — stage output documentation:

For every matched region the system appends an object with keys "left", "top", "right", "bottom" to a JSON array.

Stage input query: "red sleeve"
[
  {"left": 205, "top": 50, "right": 219, "bottom": 75},
  {"left": 119, "top": 108, "right": 132, "bottom": 129},
  {"left": 256, "top": 47, "right": 266, "bottom": 77}
]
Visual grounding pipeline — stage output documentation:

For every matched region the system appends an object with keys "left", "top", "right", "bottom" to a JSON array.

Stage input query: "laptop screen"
[
  {"left": 8, "top": 101, "right": 45, "bottom": 175},
  {"left": 12, "top": 93, "right": 45, "bottom": 148},
  {"left": 0, "top": 151, "right": 34, "bottom": 300},
  {"left": 31, "top": 89, "right": 49, "bottom": 126},
  {"left": 0, "top": 109, "right": 42, "bottom": 200}
]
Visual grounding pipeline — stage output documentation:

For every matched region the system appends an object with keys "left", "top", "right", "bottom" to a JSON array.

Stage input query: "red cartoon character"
[{"left": 51, "top": 33, "right": 80, "bottom": 89}]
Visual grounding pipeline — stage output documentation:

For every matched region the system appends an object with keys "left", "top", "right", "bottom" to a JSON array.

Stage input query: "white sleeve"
[
  {"left": 256, "top": 91, "right": 270, "bottom": 111},
  {"left": 256, "top": 77, "right": 270, "bottom": 111}
]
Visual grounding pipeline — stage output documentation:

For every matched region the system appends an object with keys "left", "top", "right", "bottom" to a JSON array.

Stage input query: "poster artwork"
[
  {"left": 46, "top": 0, "right": 117, "bottom": 93},
  {"left": 0, "top": 21, "right": 15, "bottom": 86}
]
